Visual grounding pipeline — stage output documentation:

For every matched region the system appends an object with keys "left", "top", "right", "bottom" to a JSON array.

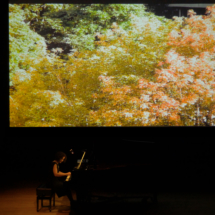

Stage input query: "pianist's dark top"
[{"left": 46, "top": 161, "right": 69, "bottom": 197}]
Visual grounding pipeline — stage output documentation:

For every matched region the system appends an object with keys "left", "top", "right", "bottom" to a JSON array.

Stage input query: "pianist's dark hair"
[{"left": 55, "top": 151, "right": 67, "bottom": 163}]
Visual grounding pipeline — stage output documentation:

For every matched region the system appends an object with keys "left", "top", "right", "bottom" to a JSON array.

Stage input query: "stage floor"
[{"left": 1, "top": 180, "right": 215, "bottom": 215}]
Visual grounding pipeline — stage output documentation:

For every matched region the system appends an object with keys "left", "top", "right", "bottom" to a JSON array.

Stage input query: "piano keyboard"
[{"left": 65, "top": 175, "right": 71, "bottom": 181}]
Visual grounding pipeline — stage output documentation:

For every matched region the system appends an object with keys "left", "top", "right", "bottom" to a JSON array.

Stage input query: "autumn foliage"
[
  {"left": 10, "top": 4, "right": 215, "bottom": 126},
  {"left": 89, "top": 5, "right": 215, "bottom": 126}
]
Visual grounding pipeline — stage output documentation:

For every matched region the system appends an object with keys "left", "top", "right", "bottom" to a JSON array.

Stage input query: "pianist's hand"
[{"left": 66, "top": 172, "right": 71, "bottom": 176}]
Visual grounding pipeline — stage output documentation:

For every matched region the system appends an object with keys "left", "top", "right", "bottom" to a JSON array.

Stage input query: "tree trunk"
[
  {"left": 208, "top": 106, "right": 213, "bottom": 126},
  {"left": 195, "top": 101, "right": 200, "bottom": 126}
]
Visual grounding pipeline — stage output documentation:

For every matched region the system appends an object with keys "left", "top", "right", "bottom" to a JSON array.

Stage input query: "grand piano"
[{"left": 63, "top": 142, "right": 158, "bottom": 205}]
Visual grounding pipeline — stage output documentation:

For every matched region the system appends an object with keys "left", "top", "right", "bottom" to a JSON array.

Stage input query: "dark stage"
[{"left": 1, "top": 136, "right": 215, "bottom": 214}]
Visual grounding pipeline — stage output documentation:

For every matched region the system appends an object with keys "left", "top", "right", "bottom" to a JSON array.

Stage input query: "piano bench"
[{"left": 36, "top": 183, "right": 55, "bottom": 212}]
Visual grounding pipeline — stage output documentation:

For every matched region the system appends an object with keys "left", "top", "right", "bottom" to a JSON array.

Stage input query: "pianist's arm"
[{"left": 53, "top": 164, "right": 71, "bottom": 177}]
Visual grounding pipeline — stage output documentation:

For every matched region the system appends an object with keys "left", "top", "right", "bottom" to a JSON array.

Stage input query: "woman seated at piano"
[{"left": 46, "top": 151, "right": 75, "bottom": 209}]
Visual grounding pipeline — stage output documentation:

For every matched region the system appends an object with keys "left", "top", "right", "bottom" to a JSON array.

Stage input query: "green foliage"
[
  {"left": 18, "top": 4, "right": 147, "bottom": 52},
  {"left": 9, "top": 4, "right": 48, "bottom": 85}
]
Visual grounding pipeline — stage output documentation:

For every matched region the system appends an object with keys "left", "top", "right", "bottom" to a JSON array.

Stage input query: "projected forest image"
[{"left": 9, "top": 4, "right": 215, "bottom": 127}]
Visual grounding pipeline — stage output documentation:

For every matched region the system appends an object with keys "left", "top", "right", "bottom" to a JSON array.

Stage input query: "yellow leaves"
[
  {"left": 112, "top": 94, "right": 122, "bottom": 101},
  {"left": 121, "top": 85, "right": 131, "bottom": 94},
  {"left": 92, "top": 93, "right": 98, "bottom": 99},
  {"left": 71, "top": 51, "right": 80, "bottom": 58}
]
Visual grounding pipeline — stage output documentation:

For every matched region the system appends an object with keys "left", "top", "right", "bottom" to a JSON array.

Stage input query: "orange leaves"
[
  {"left": 101, "top": 87, "right": 111, "bottom": 93},
  {"left": 157, "top": 62, "right": 164, "bottom": 67},
  {"left": 148, "top": 82, "right": 160, "bottom": 91},
  {"left": 112, "top": 94, "right": 123, "bottom": 101},
  {"left": 152, "top": 90, "right": 165, "bottom": 100},
  {"left": 169, "top": 113, "right": 180, "bottom": 121},
  {"left": 92, "top": 93, "right": 98, "bottom": 99},
  {"left": 121, "top": 85, "right": 131, "bottom": 94},
  {"left": 205, "top": 4, "right": 215, "bottom": 19},
  {"left": 181, "top": 94, "right": 198, "bottom": 105},
  {"left": 138, "top": 78, "right": 149, "bottom": 89},
  {"left": 129, "top": 97, "right": 139, "bottom": 104},
  {"left": 169, "top": 6, "right": 215, "bottom": 56},
  {"left": 112, "top": 102, "right": 117, "bottom": 106},
  {"left": 157, "top": 38, "right": 214, "bottom": 111},
  {"left": 160, "top": 103, "right": 167, "bottom": 110}
]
